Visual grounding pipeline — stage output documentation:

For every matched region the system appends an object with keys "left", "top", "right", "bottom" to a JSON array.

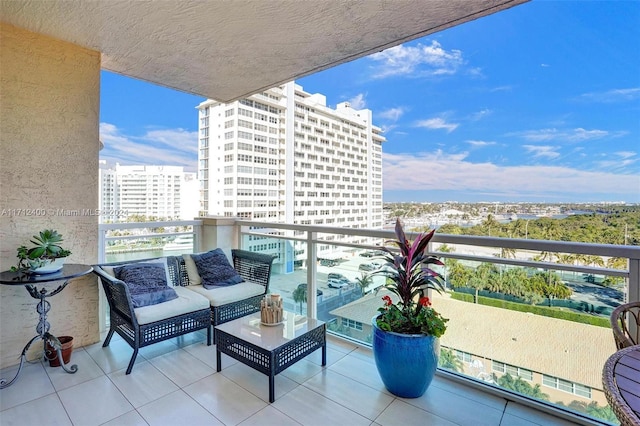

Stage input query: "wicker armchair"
[
  {"left": 610, "top": 302, "right": 640, "bottom": 350},
  {"left": 167, "top": 249, "right": 276, "bottom": 334}
]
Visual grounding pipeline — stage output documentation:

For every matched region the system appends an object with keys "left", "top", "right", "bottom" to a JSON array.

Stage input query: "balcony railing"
[{"left": 98, "top": 218, "right": 640, "bottom": 425}]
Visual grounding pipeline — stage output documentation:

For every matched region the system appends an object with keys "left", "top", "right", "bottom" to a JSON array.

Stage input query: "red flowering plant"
[{"left": 372, "top": 218, "right": 448, "bottom": 337}]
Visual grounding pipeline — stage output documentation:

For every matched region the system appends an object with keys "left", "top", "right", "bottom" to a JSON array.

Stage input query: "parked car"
[
  {"left": 359, "top": 263, "right": 375, "bottom": 271},
  {"left": 327, "top": 278, "right": 349, "bottom": 289},
  {"left": 359, "top": 251, "right": 374, "bottom": 257},
  {"left": 320, "top": 259, "right": 337, "bottom": 267},
  {"left": 328, "top": 272, "right": 347, "bottom": 280},
  {"left": 298, "top": 283, "right": 323, "bottom": 297},
  {"left": 370, "top": 261, "right": 382, "bottom": 269}
]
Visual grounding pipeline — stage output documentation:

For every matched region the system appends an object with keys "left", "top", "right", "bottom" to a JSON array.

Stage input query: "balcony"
[
  {"left": 0, "top": 329, "right": 580, "bottom": 425},
  {"left": 86, "top": 218, "right": 640, "bottom": 425}
]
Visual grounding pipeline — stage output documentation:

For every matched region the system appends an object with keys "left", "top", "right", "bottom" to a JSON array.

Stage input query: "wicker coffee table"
[{"left": 214, "top": 311, "right": 326, "bottom": 402}]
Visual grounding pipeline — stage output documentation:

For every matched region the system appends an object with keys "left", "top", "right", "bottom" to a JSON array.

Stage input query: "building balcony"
[{"left": 87, "top": 217, "right": 640, "bottom": 425}]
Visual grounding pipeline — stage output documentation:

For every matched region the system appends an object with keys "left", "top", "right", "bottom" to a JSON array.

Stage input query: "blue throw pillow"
[
  {"left": 114, "top": 263, "right": 178, "bottom": 308},
  {"left": 191, "top": 249, "right": 244, "bottom": 289}
]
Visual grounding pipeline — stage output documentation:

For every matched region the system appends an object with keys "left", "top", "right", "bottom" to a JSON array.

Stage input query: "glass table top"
[{"left": 215, "top": 312, "right": 324, "bottom": 350}]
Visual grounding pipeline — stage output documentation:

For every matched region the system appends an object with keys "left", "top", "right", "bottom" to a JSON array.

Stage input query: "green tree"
[
  {"left": 493, "top": 373, "right": 549, "bottom": 400},
  {"left": 354, "top": 273, "right": 373, "bottom": 295},
  {"left": 292, "top": 286, "right": 307, "bottom": 314},
  {"left": 439, "top": 348, "right": 463, "bottom": 373}
]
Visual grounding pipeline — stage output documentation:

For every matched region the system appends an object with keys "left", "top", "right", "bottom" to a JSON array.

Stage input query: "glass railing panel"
[
  {"left": 437, "top": 261, "right": 621, "bottom": 424},
  {"left": 236, "top": 221, "right": 636, "bottom": 425}
]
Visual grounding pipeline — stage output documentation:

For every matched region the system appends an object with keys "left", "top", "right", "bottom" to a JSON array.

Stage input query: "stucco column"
[{"left": 0, "top": 23, "right": 101, "bottom": 368}]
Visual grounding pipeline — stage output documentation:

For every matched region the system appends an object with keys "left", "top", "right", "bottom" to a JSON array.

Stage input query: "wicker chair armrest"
[
  {"left": 93, "top": 266, "right": 137, "bottom": 326},
  {"left": 611, "top": 302, "right": 640, "bottom": 349},
  {"left": 232, "top": 249, "right": 276, "bottom": 289}
]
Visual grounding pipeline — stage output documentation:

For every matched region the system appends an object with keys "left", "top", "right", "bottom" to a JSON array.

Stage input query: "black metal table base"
[
  {"left": 0, "top": 282, "right": 78, "bottom": 389},
  {"left": 215, "top": 324, "right": 326, "bottom": 402}
]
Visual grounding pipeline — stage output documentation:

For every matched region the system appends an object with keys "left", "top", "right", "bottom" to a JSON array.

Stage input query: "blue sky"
[{"left": 100, "top": 0, "right": 640, "bottom": 204}]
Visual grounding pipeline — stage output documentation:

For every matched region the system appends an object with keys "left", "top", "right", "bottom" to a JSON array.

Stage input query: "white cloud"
[
  {"left": 368, "top": 41, "right": 464, "bottom": 79},
  {"left": 99, "top": 123, "right": 197, "bottom": 171},
  {"left": 513, "top": 127, "right": 614, "bottom": 143},
  {"left": 615, "top": 151, "right": 637, "bottom": 159},
  {"left": 470, "top": 109, "right": 493, "bottom": 121},
  {"left": 415, "top": 117, "right": 459, "bottom": 133},
  {"left": 595, "top": 151, "right": 639, "bottom": 171},
  {"left": 567, "top": 128, "right": 609, "bottom": 141},
  {"left": 466, "top": 140, "right": 496, "bottom": 148},
  {"left": 382, "top": 151, "right": 638, "bottom": 197},
  {"left": 523, "top": 145, "right": 561, "bottom": 159},
  {"left": 378, "top": 107, "right": 405, "bottom": 121},
  {"left": 348, "top": 93, "right": 366, "bottom": 109},
  {"left": 577, "top": 87, "right": 640, "bottom": 103}
]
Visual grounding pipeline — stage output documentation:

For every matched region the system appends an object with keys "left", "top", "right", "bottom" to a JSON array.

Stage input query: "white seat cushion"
[
  {"left": 133, "top": 286, "right": 209, "bottom": 325},
  {"left": 185, "top": 282, "right": 265, "bottom": 307}
]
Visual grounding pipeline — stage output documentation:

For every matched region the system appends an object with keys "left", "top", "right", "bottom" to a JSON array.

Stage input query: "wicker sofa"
[{"left": 93, "top": 249, "right": 276, "bottom": 374}]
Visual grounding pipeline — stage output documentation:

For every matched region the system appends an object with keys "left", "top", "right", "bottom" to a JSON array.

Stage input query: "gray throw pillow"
[
  {"left": 114, "top": 263, "right": 178, "bottom": 308},
  {"left": 191, "top": 249, "right": 244, "bottom": 289}
]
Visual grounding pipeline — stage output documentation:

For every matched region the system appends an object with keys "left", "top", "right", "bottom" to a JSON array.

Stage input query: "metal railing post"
[{"left": 307, "top": 230, "right": 317, "bottom": 319}]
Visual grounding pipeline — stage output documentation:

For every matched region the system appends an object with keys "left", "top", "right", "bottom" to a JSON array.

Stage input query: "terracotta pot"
[{"left": 45, "top": 336, "right": 73, "bottom": 367}]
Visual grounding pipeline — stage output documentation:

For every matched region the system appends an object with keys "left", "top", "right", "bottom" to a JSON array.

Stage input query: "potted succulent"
[
  {"left": 370, "top": 218, "right": 448, "bottom": 397},
  {"left": 12, "top": 229, "right": 72, "bottom": 274}
]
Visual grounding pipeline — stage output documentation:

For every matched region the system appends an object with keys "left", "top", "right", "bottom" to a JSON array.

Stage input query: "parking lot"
[{"left": 268, "top": 252, "right": 387, "bottom": 312}]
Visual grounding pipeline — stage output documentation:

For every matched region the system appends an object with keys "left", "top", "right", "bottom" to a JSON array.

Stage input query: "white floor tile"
[
  {"left": 138, "top": 339, "right": 180, "bottom": 360},
  {"left": 430, "top": 374, "right": 506, "bottom": 410},
  {"left": 403, "top": 382, "right": 503, "bottom": 426},
  {"left": 184, "top": 373, "right": 267, "bottom": 425},
  {"left": 302, "top": 369, "right": 394, "bottom": 420},
  {"left": 375, "top": 399, "right": 457, "bottom": 426},
  {"left": 303, "top": 345, "right": 348, "bottom": 367},
  {"left": 137, "top": 389, "right": 223, "bottom": 426},
  {"left": 147, "top": 348, "right": 215, "bottom": 388},
  {"left": 84, "top": 338, "right": 143, "bottom": 374},
  {"left": 272, "top": 385, "right": 372, "bottom": 426},
  {"left": 0, "top": 361, "right": 55, "bottom": 411},
  {"left": 221, "top": 361, "right": 299, "bottom": 403},
  {"left": 0, "top": 393, "right": 71, "bottom": 426},
  {"left": 504, "top": 402, "right": 579, "bottom": 426},
  {"left": 280, "top": 358, "right": 324, "bottom": 384},
  {"left": 45, "top": 349, "right": 104, "bottom": 391},
  {"left": 328, "top": 353, "right": 388, "bottom": 393},
  {"left": 238, "top": 405, "right": 302, "bottom": 426},
  {"left": 108, "top": 360, "right": 179, "bottom": 408},
  {"left": 100, "top": 409, "right": 150, "bottom": 426},
  {"left": 58, "top": 375, "right": 133, "bottom": 426},
  {"left": 182, "top": 341, "right": 238, "bottom": 370}
]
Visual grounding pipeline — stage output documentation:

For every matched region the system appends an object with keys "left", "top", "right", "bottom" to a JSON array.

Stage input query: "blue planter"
[{"left": 372, "top": 316, "right": 440, "bottom": 398}]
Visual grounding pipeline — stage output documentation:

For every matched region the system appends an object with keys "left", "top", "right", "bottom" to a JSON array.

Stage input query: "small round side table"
[{"left": 0, "top": 264, "right": 93, "bottom": 388}]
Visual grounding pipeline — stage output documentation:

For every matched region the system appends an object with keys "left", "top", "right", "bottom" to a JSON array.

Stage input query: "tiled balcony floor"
[{"left": 0, "top": 330, "right": 587, "bottom": 426}]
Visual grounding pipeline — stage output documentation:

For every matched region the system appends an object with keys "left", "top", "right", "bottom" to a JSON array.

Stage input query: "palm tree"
[
  {"left": 439, "top": 348, "right": 463, "bottom": 372},
  {"left": 354, "top": 273, "right": 373, "bottom": 295},
  {"left": 292, "top": 285, "right": 307, "bottom": 314}
]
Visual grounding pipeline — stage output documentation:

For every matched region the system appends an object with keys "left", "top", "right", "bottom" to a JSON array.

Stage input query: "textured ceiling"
[{"left": 1, "top": 0, "right": 527, "bottom": 102}]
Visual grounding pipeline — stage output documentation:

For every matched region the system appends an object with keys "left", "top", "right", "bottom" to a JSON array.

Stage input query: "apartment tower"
[{"left": 197, "top": 82, "right": 385, "bottom": 270}]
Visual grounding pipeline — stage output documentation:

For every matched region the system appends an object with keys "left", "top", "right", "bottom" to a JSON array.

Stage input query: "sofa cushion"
[
  {"left": 133, "top": 287, "right": 210, "bottom": 325},
  {"left": 182, "top": 254, "right": 202, "bottom": 285},
  {"left": 101, "top": 258, "right": 174, "bottom": 287},
  {"left": 114, "top": 263, "right": 178, "bottom": 308},
  {"left": 185, "top": 282, "right": 265, "bottom": 307},
  {"left": 191, "top": 249, "right": 244, "bottom": 289}
]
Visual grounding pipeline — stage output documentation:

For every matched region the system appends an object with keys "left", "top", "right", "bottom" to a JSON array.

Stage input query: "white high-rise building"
[
  {"left": 197, "top": 82, "right": 385, "bottom": 270},
  {"left": 99, "top": 162, "right": 198, "bottom": 222}
]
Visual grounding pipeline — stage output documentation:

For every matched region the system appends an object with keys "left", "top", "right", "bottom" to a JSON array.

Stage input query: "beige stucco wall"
[{"left": 0, "top": 23, "right": 101, "bottom": 368}]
